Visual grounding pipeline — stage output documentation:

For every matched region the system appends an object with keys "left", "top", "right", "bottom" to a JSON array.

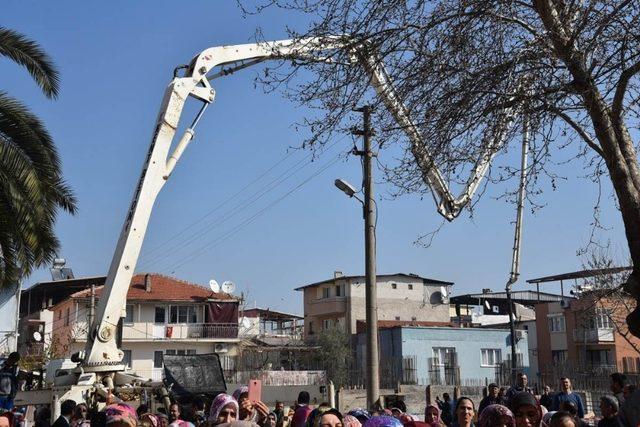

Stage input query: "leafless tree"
[{"left": 238, "top": 0, "right": 640, "bottom": 337}]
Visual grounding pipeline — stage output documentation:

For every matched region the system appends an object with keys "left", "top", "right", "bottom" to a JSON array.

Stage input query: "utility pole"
[
  {"left": 353, "top": 105, "right": 379, "bottom": 409},
  {"left": 505, "top": 114, "right": 530, "bottom": 384}
]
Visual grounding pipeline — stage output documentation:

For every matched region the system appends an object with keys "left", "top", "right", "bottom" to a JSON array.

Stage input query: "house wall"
[
  {"left": 358, "top": 327, "right": 529, "bottom": 384},
  {"left": 520, "top": 320, "right": 539, "bottom": 380},
  {"left": 302, "top": 275, "right": 450, "bottom": 339}
]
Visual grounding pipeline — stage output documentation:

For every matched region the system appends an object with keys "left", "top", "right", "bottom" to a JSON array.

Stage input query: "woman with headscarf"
[
  {"left": 139, "top": 414, "right": 161, "bottom": 427},
  {"left": 424, "top": 404, "right": 444, "bottom": 427},
  {"left": 104, "top": 403, "right": 138, "bottom": 427},
  {"left": 343, "top": 415, "right": 362, "bottom": 427},
  {"left": 317, "top": 410, "right": 343, "bottom": 427},
  {"left": 232, "top": 386, "right": 270, "bottom": 423},
  {"left": 208, "top": 393, "right": 239, "bottom": 426},
  {"left": 478, "top": 405, "right": 515, "bottom": 427},
  {"left": 452, "top": 397, "right": 475, "bottom": 427},
  {"left": 509, "top": 392, "right": 542, "bottom": 427},
  {"left": 363, "top": 415, "right": 403, "bottom": 427}
]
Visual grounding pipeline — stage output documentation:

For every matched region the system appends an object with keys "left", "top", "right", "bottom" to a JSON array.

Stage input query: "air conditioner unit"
[
  {"left": 214, "top": 343, "right": 228, "bottom": 353},
  {"left": 560, "top": 300, "right": 571, "bottom": 309},
  {"left": 492, "top": 305, "right": 500, "bottom": 314},
  {"left": 515, "top": 330, "right": 526, "bottom": 341}
]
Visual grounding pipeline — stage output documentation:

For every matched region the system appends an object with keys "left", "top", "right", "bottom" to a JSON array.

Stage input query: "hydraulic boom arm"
[{"left": 83, "top": 36, "right": 513, "bottom": 373}]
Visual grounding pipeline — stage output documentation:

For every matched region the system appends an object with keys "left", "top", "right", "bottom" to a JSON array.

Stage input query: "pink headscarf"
[
  {"left": 424, "top": 404, "right": 441, "bottom": 427},
  {"left": 478, "top": 405, "right": 515, "bottom": 427},
  {"left": 104, "top": 404, "right": 138, "bottom": 427},
  {"left": 209, "top": 393, "right": 240, "bottom": 424},
  {"left": 343, "top": 415, "right": 362, "bottom": 427},
  {"left": 140, "top": 413, "right": 160, "bottom": 427}
]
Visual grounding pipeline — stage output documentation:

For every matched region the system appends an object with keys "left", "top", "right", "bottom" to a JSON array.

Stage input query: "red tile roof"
[{"left": 69, "top": 273, "right": 235, "bottom": 302}]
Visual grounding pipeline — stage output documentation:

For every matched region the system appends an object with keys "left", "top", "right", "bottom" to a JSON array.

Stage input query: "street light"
[{"left": 334, "top": 179, "right": 362, "bottom": 202}]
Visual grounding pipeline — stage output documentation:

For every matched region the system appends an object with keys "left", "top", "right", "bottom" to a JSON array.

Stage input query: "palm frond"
[{"left": 0, "top": 27, "right": 60, "bottom": 98}]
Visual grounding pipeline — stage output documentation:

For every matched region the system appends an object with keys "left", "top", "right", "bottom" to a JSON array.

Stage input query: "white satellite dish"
[
  {"left": 484, "top": 300, "right": 491, "bottom": 311},
  {"left": 221, "top": 280, "right": 236, "bottom": 294},
  {"left": 209, "top": 280, "right": 220, "bottom": 293},
  {"left": 33, "top": 331, "right": 42, "bottom": 342},
  {"left": 241, "top": 317, "right": 251, "bottom": 328}
]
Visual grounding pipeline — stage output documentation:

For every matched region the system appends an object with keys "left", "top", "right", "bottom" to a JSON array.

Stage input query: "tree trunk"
[{"left": 533, "top": 0, "right": 640, "bottom": 337}]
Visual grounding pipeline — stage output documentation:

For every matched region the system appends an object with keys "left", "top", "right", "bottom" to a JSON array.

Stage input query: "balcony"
[
  {"left": 72, "top": 322, "right": 238, "bottom": 341},
  {"left": 573, "top": 328, "right": 614, "bottom": 343}
]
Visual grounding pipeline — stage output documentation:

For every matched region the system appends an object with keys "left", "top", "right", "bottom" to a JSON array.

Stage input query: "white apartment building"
[{"left": 49, "top": 274, "right": 240, "bottom": 381}]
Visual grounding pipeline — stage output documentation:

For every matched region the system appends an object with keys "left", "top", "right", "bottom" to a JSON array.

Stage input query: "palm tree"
[{"left": 0, "top": 27, "right": 76, "bottom": 288}]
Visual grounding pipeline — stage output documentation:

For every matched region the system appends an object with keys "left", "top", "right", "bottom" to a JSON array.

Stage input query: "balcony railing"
[
  {"left": 71, "top": 322, "right": 238, "bottom": 341},
  {"left": 573, "top": 328, "right": 614, "bottom": 343}
]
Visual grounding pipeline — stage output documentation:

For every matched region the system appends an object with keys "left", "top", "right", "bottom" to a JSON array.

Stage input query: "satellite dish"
[
  {"left": 241, "top": 317, "right": 251, "bottom": 328},
  {"left": 484, "top": 300, "right": 491, "bottom": 311},
  {"left": 33, "top": 331, "right": 42, "bottom": 342},
  {"left": 221, "top": 281, "right": 236, "bottom": 294},
  {"left": 209, "top": 279, "right": 220, "bottom": 293}
]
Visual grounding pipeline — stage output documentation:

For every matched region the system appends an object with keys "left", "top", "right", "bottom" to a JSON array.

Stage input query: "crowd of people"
[{"left": 0, "top": 362, "right": 638, "bottom": 427}]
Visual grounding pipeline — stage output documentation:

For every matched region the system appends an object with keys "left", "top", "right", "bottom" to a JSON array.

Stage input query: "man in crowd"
[
  {"left": 505, "top": 372, "right": 532, "bottom": 404},
  {"left": 610, "top": 373, "right": 627, "bottom": 404},
  {"left": 51, "top": 400, "right": 76, "bottom": 427},
  {"left": 552, "top": 377, "right": 585, "bottom": 418},
  {"left": 539, "top": 385, "right": 554, "bottom": 410},
  {"left": 292, "top": 391, "right": 313, "bottom": 427},
  {"left": 478, "top": 383, "right": 506, "bottom": 415},
  {"left": 598, "top": 395, "right": 622, "bottom": 427},
  {"left": 169, "top": 403, "right": 182, "bottom": 424},
  {"left": 0, "top": 352, "right": 20, "bottom": 410}
]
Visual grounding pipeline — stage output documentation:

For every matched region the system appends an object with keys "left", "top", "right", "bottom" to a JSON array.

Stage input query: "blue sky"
[{"left": 3, "top": 2, "right": 628, "bottom": 313}]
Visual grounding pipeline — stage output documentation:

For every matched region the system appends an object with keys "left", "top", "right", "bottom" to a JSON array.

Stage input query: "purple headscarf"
[
  {"left": 104, "top": 404, "right": 138, "bottom": 427},
  {"left": 209, "top": 394, "right": 240, "bottom": 424},
  {"left": 343, "top": 415, "right": 362, "bottom": 427},
  {"left": 478, "top": 405, "right": 515, "bottom": 427},
  {"left": 232, "top": 386, "right": 249, "bottom": 402}
]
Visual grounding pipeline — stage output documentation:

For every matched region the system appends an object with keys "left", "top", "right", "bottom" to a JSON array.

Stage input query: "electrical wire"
[
  {"left": 138, "top": 136, "right": 348, "bottom": 271},
  {"left": 163, "top": 152, "right": 345, "bottom": 274}
]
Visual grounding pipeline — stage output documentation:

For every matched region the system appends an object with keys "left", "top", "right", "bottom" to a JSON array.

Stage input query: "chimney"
[
  {"left": 334, "top": 271, "right": 344, "bottom": 279},
  {"left": 144, "top": 274, "right": 152, "bottom": 293},
  {"left": 482, "top": 288, "right": 492, "bottom": 294}
]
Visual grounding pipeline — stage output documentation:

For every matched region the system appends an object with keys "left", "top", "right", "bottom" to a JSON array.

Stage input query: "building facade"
[
  {"left": 535, "top": 295, "right": 640, "bottom": 375},
  {"left": 355, "top": 326, "right": 529, "bottom": 386},
  {"left": 296, "top": 272, "right": 453, "bottom": 339},
  {"left": 48, "top": 274, "right": 240, "bottom": 381}
]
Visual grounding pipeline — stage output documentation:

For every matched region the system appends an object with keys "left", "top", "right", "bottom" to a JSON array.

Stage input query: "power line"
[
  {"left": 163, "top": 152, "right": 345, "bottom": 274},
  {"left": 138, "top": 138, "right": 347, "bottom": 271},
  {"left": 139, "top": 147, "right": 300, "bottom": 261}
]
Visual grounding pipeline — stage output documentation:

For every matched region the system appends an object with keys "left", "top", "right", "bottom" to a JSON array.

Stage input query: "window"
[
  {"left": 335, "top": 284, "right": 346, "bottom": 297},
  {"left": 395, "top": 316, "right": 401, "bottom": 321},
  {"left": 408, "top": 284, "right": 413, "bottom": 290},
  {"left": 391, "top": 283, "right": 397, "bottom": 289},
  {"left": 170, "top": 305, "right": 197, "bottom": 324},
  {"left": 124, "top": 304, "right": 134, "bottom": 323},
  {"left": 166, "top": 349, "right": 196, "bottom": 356},
  {"left": 322, "top": 288, "right": 331, "bottom": 299},
  {"left": 322, "top": 319, "right": 333, "bottom": 330},
  {"left": 308, "top": 321, "right": 314, "bottom": 335},
  {"left": 596, "top": 308, "right": 613, "bottom": 329},
  {"left": 548, "top": 315, "right": 565, "bottom": 333},
  {"left": 155, "top": 306, "right": 166, "bottom": 324},
  {"left": 154, "top": 351, "right": 163, "bottom": 368},
  {"left": 433, "top": 347, "right": 456, "bottom": 366},
  {"left": 551, "top": 350, "right": 568, "bottom": 363},
  {"left": 122, "top": 350, "right": 132, "bottom": 367},
  {"left": 481, "top": 349, "right": 502, "bottom": 366},
  {"left": 65, "top": 308, "right": 70, "bottom": 327}
]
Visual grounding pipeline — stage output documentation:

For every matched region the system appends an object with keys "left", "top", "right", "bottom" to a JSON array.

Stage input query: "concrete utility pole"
[{"left": 353, "top": 105, "right": 380, "bottom": 409}]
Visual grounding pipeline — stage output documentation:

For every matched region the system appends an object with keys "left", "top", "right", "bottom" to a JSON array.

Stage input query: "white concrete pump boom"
[{"left": 83, "top": 36, "right": 512, "bottom": 374}]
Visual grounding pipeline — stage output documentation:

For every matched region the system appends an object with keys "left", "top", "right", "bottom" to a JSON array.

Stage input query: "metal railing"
[{"left": 572, "top": 328, "right": 615, "bottom": 343}]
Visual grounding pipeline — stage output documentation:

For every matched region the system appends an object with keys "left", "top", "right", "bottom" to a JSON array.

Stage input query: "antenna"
[
  {"left": 221, "top": 280, "right": 236, "bottom": 294},
  {"left": 209, "top": 279, "right": 220, "bottom": 293}
]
